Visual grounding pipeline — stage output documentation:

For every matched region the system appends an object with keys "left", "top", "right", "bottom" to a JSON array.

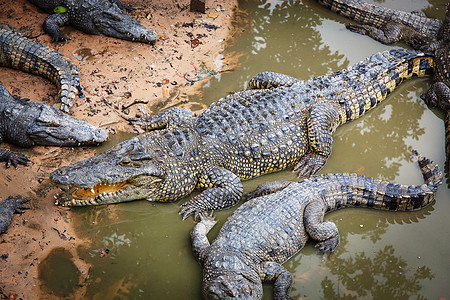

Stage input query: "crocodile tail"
[
  {"left": 324, "top": 152, "right": 442, "bottom": 212},
  {"left": 316, "top": 0, "right": 442, "bottom": 36},
  {"left": 445, "top": 111, "right": 450, "bottom": 176},
  {"left": 0, "top": 25, "right": 81, "bottom": 112}
]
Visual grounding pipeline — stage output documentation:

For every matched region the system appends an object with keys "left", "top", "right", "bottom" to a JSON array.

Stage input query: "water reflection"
[{"left": 320, "top": 245, "right": 434, "bottom": 299}]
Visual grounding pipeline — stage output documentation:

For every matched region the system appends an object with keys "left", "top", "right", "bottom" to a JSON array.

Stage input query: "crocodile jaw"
[{"left": 54, "top": 175, "right": 162, "bottom": 206}]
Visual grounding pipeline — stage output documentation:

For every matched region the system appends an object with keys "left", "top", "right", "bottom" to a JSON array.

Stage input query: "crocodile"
[
  {"left": 0, "top": 195, "right": 30, "bottom": 234},
  {"left": 28, "top": 0, "right": 158, "bottom": 43},
  {"left": 0, "top": 24, "right": 81, "bottom": 112},
  {"left": 49, "top": 49, "right": 434, "bottom": 219},
  {"left": 315, "top": 0, "right": 443, "bottom": 50},
  {"left": 421, "top": 5, "right": 450, "bottom": 170},
  {"left": 0, "top": 83, "right": 108, "bottom": 164},
  {"left": 191, "top": 151, "right": 442, "bottom": 299}
]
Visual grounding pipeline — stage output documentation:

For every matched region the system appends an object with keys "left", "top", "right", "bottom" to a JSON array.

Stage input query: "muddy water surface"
[{"left": 42, "top": 0, "right": 450, "bottom": 298}]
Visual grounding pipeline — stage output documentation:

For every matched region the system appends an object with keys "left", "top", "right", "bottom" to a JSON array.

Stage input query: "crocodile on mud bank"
[
  {"left": 50, "top": 49, "right": 434, "bottom": 219},
  {"left": 191, "top": 151, "right": 442, "bottom": 299},
  {"left": 314, "top": 0, "right": 443, "bottom": 49},
  {"left": 28, "top": 0, "right": 158, "bottom": 43},
  {"left": 0, "top": 24, "right": 81, "bottom": 112},
  {"left": 0, "top": 83, "right": 108, "bottom": 167}
]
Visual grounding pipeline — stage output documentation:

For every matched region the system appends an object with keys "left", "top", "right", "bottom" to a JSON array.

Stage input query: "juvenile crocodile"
[
  {"left": 29, "top": 0, "right": 158, "bottom": 43},
  {"left": 0, "top": 83, "right": 108, "bottom": 165},
  {"left": 0, "top": 24, "right": 81, "bottom": 112},
  {"left": 191, "top": 151, "right": 442, "bottom": 299},
  {"left": 50, "top": 49, "right": 434, "bottom": 219},
  {"left": 315, "top": 0, "right": 443, "bottom": 49},
  {"left": 0, "top": 195, "right": 30, "bottom": 234}
]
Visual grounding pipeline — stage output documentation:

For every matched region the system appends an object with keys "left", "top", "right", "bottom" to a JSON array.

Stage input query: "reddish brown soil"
[{"left": 0, "top": 0, "right": 237, "bottom": 298}]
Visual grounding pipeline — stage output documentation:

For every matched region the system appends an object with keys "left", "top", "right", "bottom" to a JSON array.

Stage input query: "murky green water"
[{"left": 44, "top": 0, "right": 450, "bottom": 298}]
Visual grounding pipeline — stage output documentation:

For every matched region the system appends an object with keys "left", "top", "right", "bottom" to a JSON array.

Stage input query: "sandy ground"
[{"left": 0, "top": 0, "right": 237, "bottom": 298}]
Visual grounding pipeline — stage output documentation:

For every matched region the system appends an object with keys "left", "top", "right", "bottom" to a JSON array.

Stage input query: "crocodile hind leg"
[
  {"left": 246, "top": 181, "right": 293, "bottom": 200},
  {"left": 261, "top": 261, "right": 293, "bottom": 300},
  {"left": 304, "top": 199, "right": 339, "bottom": 253},
  {"left": 180, "top": 167, "right": 244, "bottom": 220},
  {"left": 43, "top": 13, "right": 71, "bottom": 42},
  {"left": 248, "top": 72, "right": 300, "bottom": 89},
  {"left": 129, "top": 107, "right": 195, "bottom": 131},
  {"left": 293, "top": 103, "right": 340, "bottom": 177}
]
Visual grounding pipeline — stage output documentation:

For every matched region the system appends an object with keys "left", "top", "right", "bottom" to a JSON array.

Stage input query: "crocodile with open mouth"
[{"left": 50, "top": 49, "right": 434, "bottom": 219}]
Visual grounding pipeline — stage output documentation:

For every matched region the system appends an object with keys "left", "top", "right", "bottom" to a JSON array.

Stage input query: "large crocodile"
[
  {"left": 29, "top": 0, "right": 158, "bottom": 43},
  {"left": 191, "top": 151, "right": 442, "bottom": 299},
  {"left": 421, "top": 5, "right": 450, "bottom": 171},
  {"left": 50, "top": 49, "right": 434, "bottom": 219},
  {"left": 0, "top": 195, "right": 30, "bottom": 234},
  {"left": 315, "top": 0, "right": 443, "bottom": 49},
  {"left": 0, "top": 83, "right": 108, "bottom": 166},
  {"left": 0, "top": 24, "right": 81, "bottom": 112}
]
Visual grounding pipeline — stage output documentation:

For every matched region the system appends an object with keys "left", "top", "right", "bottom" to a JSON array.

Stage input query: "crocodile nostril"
[
  {"left": 55, "top": 167, "right": 68, "bottom": 176},
  {"left": 119, "top": 157, "right": 132, "bottom": 165}
]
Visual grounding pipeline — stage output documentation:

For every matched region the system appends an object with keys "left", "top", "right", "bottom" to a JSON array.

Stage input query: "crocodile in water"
[
  {"left": 28, "top": 0, "right": 158, "bottom": 43},
  {"left": 0, "top": 195, "right": 30, "bottom": 234},
  {"left": 191, "top": 151, "right": 442, "bottom": 299},
  {"left": 315, "top": 0, "right": 443, "bottom": 49},
  {"left": 50, "top": 49, "right": 433, "bottom": 219},
  {"left": 0, "top": 83, "right": 108, "bottom": 166},
  {"left": 0, "top": 24, "right": 82, "bottom": 112}
]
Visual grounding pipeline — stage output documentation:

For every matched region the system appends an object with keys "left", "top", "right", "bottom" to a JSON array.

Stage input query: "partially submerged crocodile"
[
  {"left": 50, "top": 49, "right": 434, "bottom": 219},
  {"left": 0, "top": 24, "right": 81, "bottom": 112},
  {"left": 191, "top": 151, "right": 442, "bottom": 299},
  {"left": 421, "top": 5, "right": 450, "bottom": 171},
  {"left": 0, "top": 195, "right": 30, "bottom": 234},
  {"left": 315, "top": 0, "right": 443, "bottom": 49},
  {"left": 29, "top": 0, "right": 158, "bottom": 43},
  {"left": 0, "top": 83, "right": 108, "bottom": 166}
]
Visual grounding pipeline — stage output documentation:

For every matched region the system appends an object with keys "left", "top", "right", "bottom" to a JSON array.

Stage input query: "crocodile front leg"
[
  {"left": 304, "top": 199, "right": 339, "bottom": 253},
  {"left": 180, "top": 167, "right": 243, "bottom": 220},
  {"left": 246, "top": 180, "right": 293, "bottom": 200},
  {"left": 129, "top": 107, "right": 195, "bottom": 131},
  {"left": 43, "top": 13, "right": 71, "bottom": 42},
  {"left": 293, "top": 103, "right": 340, "bottom": 177},
  {"left": 0, "top": 195, "right": 30, "bottom": 234},
  {"left": 261, "top": 261, "right": 293, "bottom": 300},
  {"left": 0, "top": 147, "right": 30, "bottom": 168},
  {"left": 190, "top": 215, "right": 217, "bottom": 263}
]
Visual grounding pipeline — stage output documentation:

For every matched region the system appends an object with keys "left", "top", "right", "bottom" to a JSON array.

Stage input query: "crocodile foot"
[
  {"left": 180, "top": 200, "right": 207, "bottom": 221},
  {"left": 0, "top": 147, "right": 31, "bottom": 168},
  {"left": 345, "top": 23, "right": 369, "bottom": 35},
  {"left": 293, "top": 154, "right": 326, "bottom": 178},
  {"left": 198, "top": 214, "right": 217, "bottom": 232},
  {"left": 0, "top": 195, "right": 31, "bottom": 234},
  {"left": 315, "top": 236, "right": 339, "bottom": 254}
]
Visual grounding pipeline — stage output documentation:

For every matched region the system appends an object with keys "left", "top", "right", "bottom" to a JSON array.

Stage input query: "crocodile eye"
[{"left": 119, "top": 157, "right": 132, "bottom": 166}]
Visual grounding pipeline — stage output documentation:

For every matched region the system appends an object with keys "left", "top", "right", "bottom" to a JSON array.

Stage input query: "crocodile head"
[
  {"left": 25, "top": 102, "right": 108, "bottom": 147},
  {"left": 90, "top": 1, "right": 158, "bottom": 43},
  {"left": 50, "top": 135, "right": 168, "bottom": 206},
  {"left": 202, "top": 271, "right": 263, "bottom": 300}
]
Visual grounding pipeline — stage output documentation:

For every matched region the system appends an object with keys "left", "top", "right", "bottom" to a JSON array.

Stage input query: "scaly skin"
[
  {"left": 316, "top": 0, "right": 443, "bottom": 49},
  {"left": 50, "top": 49, "right": 434, "bottom": 219},
  {"left": 191, "top": 151, "right": 442, "bottom": 299},
  {"left": 0, "top": 24, "right": 82, "bottom": 112},
  {"left": 0, "top": 83, "right": 107, "bottom": 162},
  {"left": 421, "top": 6, "right": 450, "bottom": 171},
  {"left": 0, "top": 195, "right": 30, "bottom": 234},
  {"left": 29, "top": 0, "right": 158, "bottom": 43}
]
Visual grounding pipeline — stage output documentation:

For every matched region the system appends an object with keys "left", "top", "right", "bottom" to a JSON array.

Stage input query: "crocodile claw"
[
  {"left": 180, "top": 201, "right": 206, "bottom": 221},
  {"left": 315, "top": 236, "right": 339, "bottom": 254},
  {"left": 293, "top": 154, "right": 326, "bottom": 178},
  {"left": 198, "top": 213, "right": 217, "bottom": 232},
  {"left": 345, "top": 23, "right": 368, "bottom": 35},
  {"left": 3, "top": 149, "right": 31, "bottom": 168}
]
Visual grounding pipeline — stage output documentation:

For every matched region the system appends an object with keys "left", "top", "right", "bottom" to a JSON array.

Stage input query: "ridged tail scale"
[
  {"left": 0, "top": 24, "right": 81, "bottom": 112},
  {"left": 323, "top": 151, "right": 443, "bottom": 212},
  {"left": 317, "top": 0, "right": 442, "bottom": 36},
  {"left": 338, "top": 49, "right": 434, "bottom": 123}
]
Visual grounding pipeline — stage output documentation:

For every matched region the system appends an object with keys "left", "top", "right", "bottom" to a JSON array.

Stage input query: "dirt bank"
[{"left": 0, "top": 0, "right": 237, "bottom": 298}]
